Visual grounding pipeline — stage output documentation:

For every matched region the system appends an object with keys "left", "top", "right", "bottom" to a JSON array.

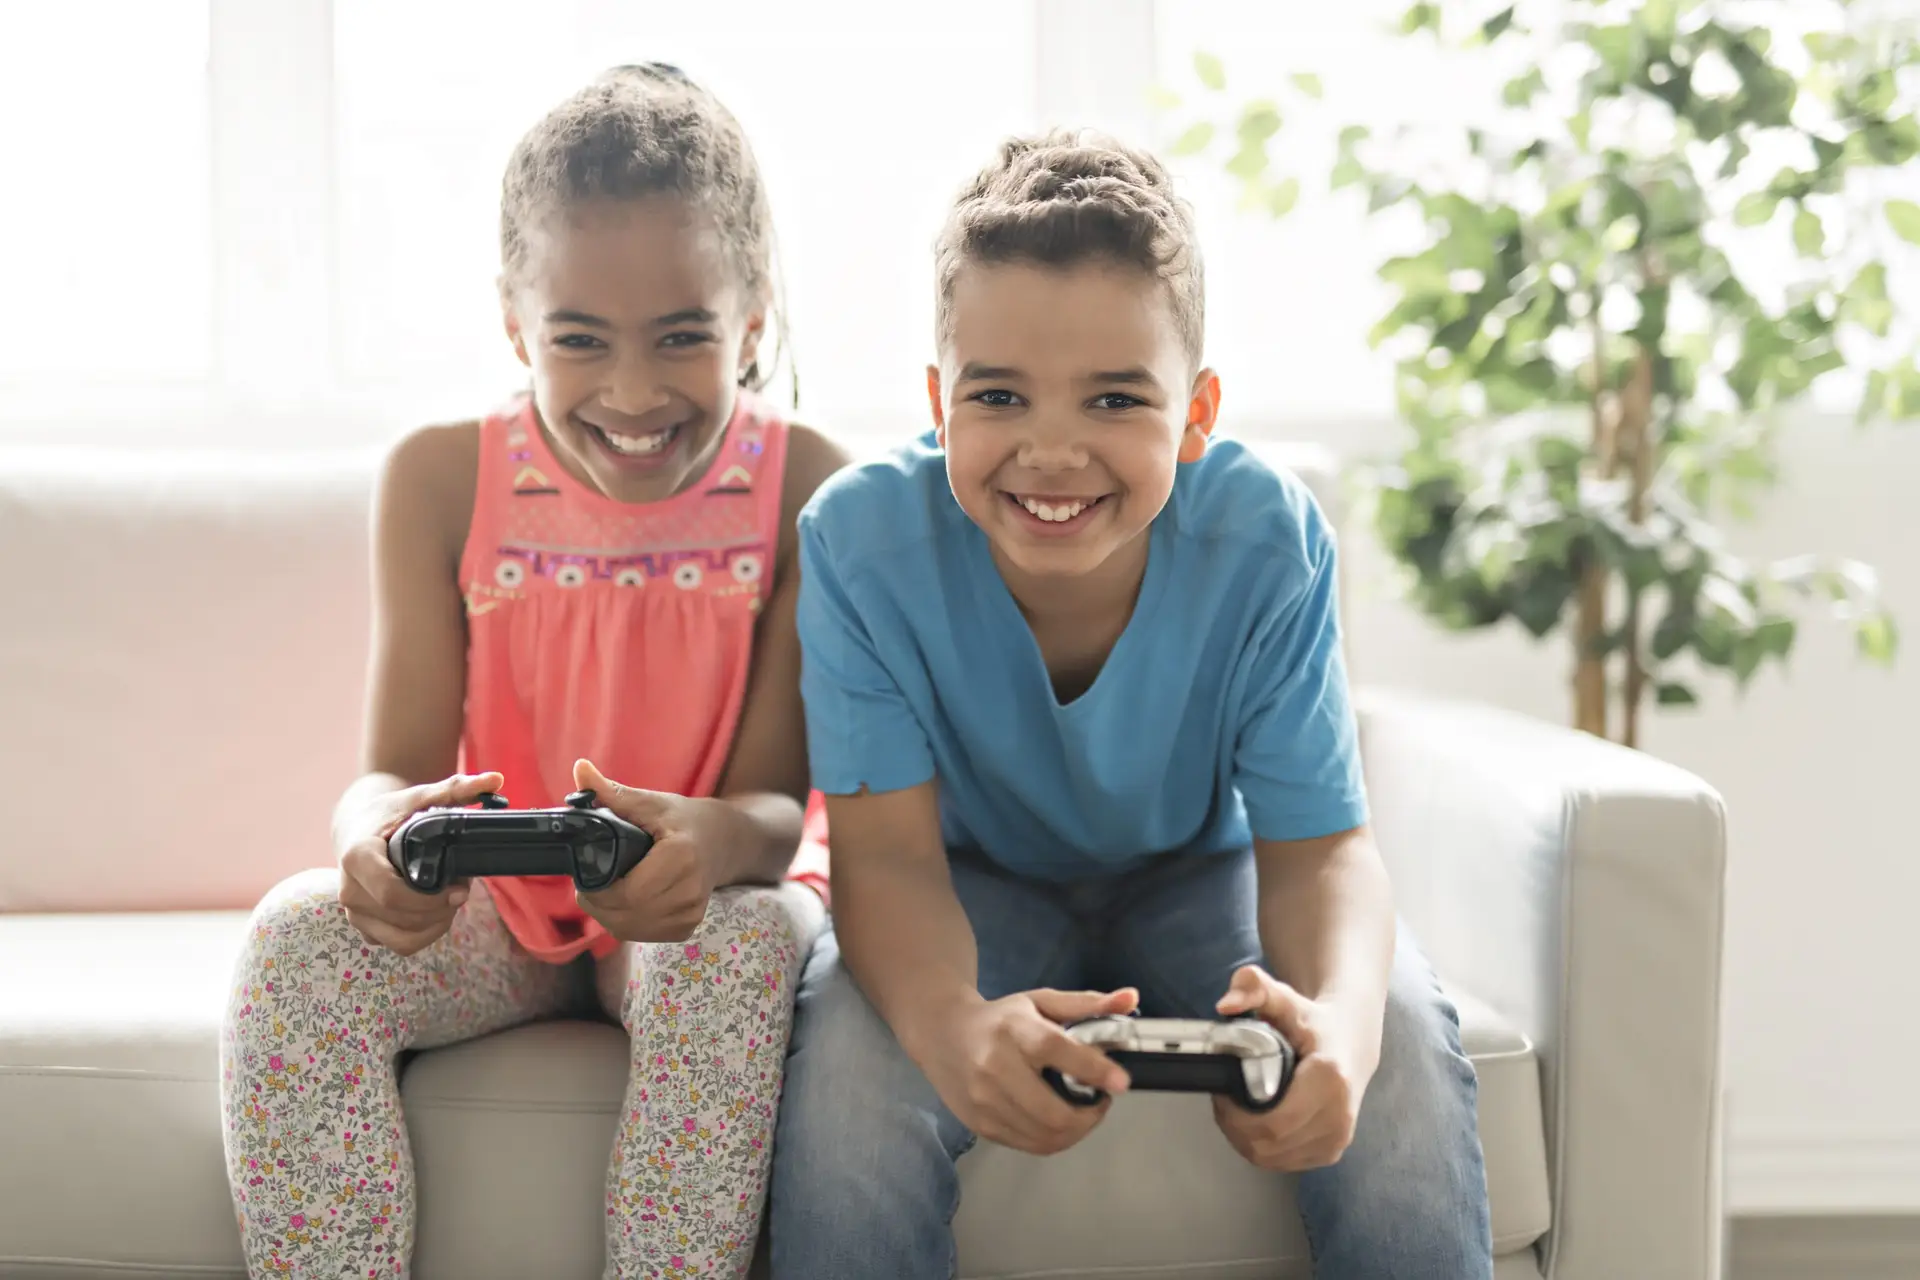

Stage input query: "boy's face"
[{"left": 929, "top": 260, "right": 1218, "bottom": 584}]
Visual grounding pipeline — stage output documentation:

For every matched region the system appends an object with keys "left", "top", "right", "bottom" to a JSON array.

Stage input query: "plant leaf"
[
  {"left": 1194, "top": 51, "right": 1227, "bottom": 92},
  {"left": 1885, "top": 198, "right": 1920, "bottom": 244},
  {"left": 1167, "top": 122, "right": 1215, "bottom": 157},
  {"left": 1858, "top": 612, "right": 1900, "bottom": 664},
  {"left": 1237, "top": 100, "right": 1283, "bottom": 144},
  {"left": 1267, "top": 176, "right": 1302, "bottom": 217},
  {"left": 1734, "top": 192, "right": 1778, "bottom": 226},
  {"left": 1656, "top": 682, "right": 1699, "bottom": 706},
  {"left": 1793, "top": 207, "right": 1825, "bottom": 257},
  {"left": 1225, "top": 146, "right": 1269, "bottom": 180},
  {"left": 1290, "top": 72, "right": 1324, "bottom": 99}
]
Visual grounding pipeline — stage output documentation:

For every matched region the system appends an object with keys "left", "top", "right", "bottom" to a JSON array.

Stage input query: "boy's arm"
[
  {"left": 699, "top": 423, "right": 853, "bottom": 887},
  {"left": 828, "top": 780, "right": 1136, "bottom": 1155},
  {"left": 1213, "top": 491, "right": 1392, "bottom": 1170},
  {"left": 1252, "top": 827, "right": 1395, "bottom": 1073},
  {"left": 820, "top": 781, "right": 977, "bottom": 1051}
]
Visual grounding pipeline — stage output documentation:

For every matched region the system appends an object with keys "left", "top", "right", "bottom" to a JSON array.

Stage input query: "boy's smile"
[{"left": 930, "top": 259, "right": 1218, "bottom": 603}]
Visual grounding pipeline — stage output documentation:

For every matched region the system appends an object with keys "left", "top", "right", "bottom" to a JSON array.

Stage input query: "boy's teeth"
[
  {"left": 599, "top": 425, "right": 673, "bottom": 456},
  {"left": 1021, "top": 497, "right": 1087, "bottom": 522}
]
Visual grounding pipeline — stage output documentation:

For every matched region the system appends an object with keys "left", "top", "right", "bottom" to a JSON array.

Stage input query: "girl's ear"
[
  {"left": 1178, "top": 369, "right": 1222, "bottom": 463},
  {"left": 926, "top": 365, "right": 947, "bottom": 446},
  {"left": 737, "top": 305, "right": 769, "bottom": 385},
  {"left": 500, "top": 283, "right": 531, "bottom": 369}
]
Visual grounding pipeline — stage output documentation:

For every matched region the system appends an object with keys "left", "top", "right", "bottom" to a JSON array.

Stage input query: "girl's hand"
[
  {"left": 572, "top": 759, "right": 727, "bottom": 943},
  {"left": 336, "top": 771, "right": 503, "bottom": 956}
]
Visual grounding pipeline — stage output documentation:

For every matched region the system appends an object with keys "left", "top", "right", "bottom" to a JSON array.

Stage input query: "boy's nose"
[{"left": 1017, "top": 427, "right": 1090, "bottom": 472}]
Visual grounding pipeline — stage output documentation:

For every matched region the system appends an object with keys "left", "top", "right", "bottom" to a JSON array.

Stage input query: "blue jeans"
[{"left": 767, "top": 848, "right": 1493, "bottom": 1279}]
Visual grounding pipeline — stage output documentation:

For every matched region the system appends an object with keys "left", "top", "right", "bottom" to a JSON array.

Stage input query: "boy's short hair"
[{"left": 933, "top": 129, "right": 1205, "bottom": 368}]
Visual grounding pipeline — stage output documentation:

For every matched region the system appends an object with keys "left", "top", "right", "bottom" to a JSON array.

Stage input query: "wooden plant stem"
[
  {"left": 1618, "top": 346, "right": 1656, "bottom": 750},
  {"left": 1576, "top": 304, "right": 1617, "bottom": 739}
]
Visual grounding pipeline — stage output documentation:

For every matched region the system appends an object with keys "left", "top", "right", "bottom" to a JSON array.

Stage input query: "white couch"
[{"left": 0, "top": 436, "right": 1727, "bottom": 1279}]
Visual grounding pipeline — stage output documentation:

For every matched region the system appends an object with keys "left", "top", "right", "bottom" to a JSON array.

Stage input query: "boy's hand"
[
  {"left": 921, "top": 987, "right": 1139, "bottom": 1157},
  {"left": 1211, "top": 965, "right": 1376, "bottom": 1172},
  {"left": 337, "top": 770, "right": 501, "bottom": 956},
  {"left": 572, "top": 759, "right": 725, "bottom": 943}
]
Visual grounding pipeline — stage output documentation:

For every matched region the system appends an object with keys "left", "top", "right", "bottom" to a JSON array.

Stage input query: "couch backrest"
[
  {"left": 0, "top": 446, "right": 381, "bottom": 911},
  {"left": 0, "top": 434, "right": 1337, "bottom": 913}
]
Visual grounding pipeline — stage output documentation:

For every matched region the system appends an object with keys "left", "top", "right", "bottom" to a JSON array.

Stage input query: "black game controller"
[
  {"left": 387, "top": 790, "right": 653, "bottom": 893},
  {"left": 1044, "top": 1015, "right": 1295, "bottom": 1113}
]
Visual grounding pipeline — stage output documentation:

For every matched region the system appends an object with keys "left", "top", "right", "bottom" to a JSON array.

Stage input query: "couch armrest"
[{"left": 1356, "top": 688, "right": 1727, "bottom": 1280}]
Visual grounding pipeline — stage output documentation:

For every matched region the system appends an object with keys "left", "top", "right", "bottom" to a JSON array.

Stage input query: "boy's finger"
[
  {"left": 1021, "top": 1022, "right": 1131, "bottom": 1096},
  {"left": 1026, "top": 986, "right": 1139, "bottom": 1026},
  {"left": 1214, "top": 965, "right": 1270, "bottom": 1013},
  {"left": 992, "top": 1058, "right": 1103, "bottom": 1147}
]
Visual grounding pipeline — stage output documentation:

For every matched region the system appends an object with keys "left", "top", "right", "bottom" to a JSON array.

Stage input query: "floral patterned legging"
[{"left": 219, "top": 869, "right": 824, "bottom": 1279}]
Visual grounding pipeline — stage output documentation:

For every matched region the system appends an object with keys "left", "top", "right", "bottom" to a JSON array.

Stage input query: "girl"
[{"left": 219, "top": 63, "right": 845, "bottom": 1279}]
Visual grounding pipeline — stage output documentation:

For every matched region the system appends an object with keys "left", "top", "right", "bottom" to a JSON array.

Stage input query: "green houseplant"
[{"left": 1165, "top": 1, "right": 1913, "bottom": 745}]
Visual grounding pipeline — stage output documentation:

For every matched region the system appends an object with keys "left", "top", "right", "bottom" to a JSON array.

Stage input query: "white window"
[
  {"left": 2, "top": 0, "right": 1119, "bottom": 441},
  {"left": 0, "top": 1, "right": 212, "bottom": 388}
]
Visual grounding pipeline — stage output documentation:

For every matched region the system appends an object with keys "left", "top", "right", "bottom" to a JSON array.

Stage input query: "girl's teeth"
[
  {"left": 1021, "top": 497, "right": 1087, "bottom": 522},
  {"left": 600, "top": 426, "right": 673, "bottom": 456}
]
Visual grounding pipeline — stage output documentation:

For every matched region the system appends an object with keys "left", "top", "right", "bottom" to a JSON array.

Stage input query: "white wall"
[{"left": 1311, "top": 413, "right": 1920, "bottom": 1214}]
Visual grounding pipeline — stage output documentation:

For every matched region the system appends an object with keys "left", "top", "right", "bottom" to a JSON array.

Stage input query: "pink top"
[{"left": 457, "top": 391, "right": 791, "bottom": 963}]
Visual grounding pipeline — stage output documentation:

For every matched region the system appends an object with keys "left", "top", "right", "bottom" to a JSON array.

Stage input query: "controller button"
[
  {"left": 477, "top": 793, "right": 509, "bottom": 810},
  {"left": 565, "top": 790, "right": 597, "bottom": 810}
]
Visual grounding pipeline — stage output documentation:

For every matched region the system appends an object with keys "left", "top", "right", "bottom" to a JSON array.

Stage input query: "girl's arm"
[
  {"left": 334, "top": 422, "right": 479, "bottom": 846},
  {"left": 702, "top": 422, "right": 852, "bottom": 887}
]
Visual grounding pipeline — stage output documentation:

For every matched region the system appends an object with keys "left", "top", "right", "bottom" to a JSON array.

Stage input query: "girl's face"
[{"left": 503, "top": 196, "right": 765, "bottom": 504}]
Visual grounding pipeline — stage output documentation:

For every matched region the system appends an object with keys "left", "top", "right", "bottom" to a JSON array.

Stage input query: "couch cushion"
[{"left": 0, "top": 909, "right": 1548, "bottom": 1279}]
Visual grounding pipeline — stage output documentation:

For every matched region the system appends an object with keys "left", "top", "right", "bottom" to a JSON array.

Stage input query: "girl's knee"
[
  {"left": 235, "top": 867, "right": 405, "bottom": 984},
  {"left": 239, "top": 869, "right": 352, "bottom": 959},
  {"left": 696, "top": 882, "right": 826, "bottom": 962}
]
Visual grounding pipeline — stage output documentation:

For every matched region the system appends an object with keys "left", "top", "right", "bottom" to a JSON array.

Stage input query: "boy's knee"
[
  {"left": 782, "top": 953, "right": 964, "bottom": 1160},
  {"left": 1343, "top": 971, "right": 1479, "bottom": 1179}
]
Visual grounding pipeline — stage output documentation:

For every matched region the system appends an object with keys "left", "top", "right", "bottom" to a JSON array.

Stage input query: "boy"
[{"left": 768, "top": 132, "right": 1492, "bottom": 1279}]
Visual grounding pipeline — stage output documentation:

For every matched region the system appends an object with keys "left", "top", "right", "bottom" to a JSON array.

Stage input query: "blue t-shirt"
[{"left": 795, "top": 430, "right": 1368, "bottom": 880}]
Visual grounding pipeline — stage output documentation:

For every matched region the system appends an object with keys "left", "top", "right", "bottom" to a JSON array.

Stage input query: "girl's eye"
[
  {"left": 972, "top": 389, "right": 1020, "bottom": 408},
  {"left": 1093, "top": 393, "right": 1145, "bottom": 411}
]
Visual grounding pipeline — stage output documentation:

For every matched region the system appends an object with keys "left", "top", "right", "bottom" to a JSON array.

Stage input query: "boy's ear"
[
  {"left": 926, "top": 365, "right": 947, "bottom": 446},
  {"left": 501, "top": 286, "right": 531, "bottom": 369},
  {"left": 1179, "top": 369, "right": 1222, "bottom": 463}
]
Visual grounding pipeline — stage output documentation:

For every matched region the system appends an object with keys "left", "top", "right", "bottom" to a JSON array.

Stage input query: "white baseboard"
[{"left": 1731, "top": 1132, "right": 1920, "bottom": 1214}]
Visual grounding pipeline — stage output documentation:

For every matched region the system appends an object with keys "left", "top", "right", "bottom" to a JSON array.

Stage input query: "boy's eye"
[
  {"left": 971, "top": 389, "right": 1021, "bottom": 408},
  {"left": 553, "top": 333, "right": 605, "bottom": 350},
  {"left": 661, "top": 331, "right": 716, "bottom": 349},
  {"left": 1092, "top": 393, "right": 1145, "bottom": 410}
]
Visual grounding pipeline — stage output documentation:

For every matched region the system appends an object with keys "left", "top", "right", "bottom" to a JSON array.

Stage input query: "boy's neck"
[{"left": 991, "top": 530, "right": 1150, "bottom": 630}]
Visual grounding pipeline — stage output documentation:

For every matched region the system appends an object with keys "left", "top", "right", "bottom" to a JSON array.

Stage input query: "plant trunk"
[
  {"left": 1576, "top": 307, "right": 1617, "bottom": 739},
  {"left": 1617, "top": 347, "right": 1656, "bottom": 750}
]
